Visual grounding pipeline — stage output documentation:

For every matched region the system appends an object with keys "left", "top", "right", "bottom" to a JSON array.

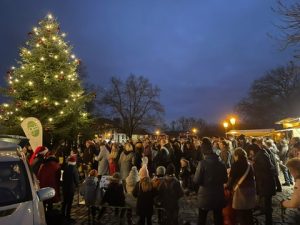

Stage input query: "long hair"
[
  {"left": 233, "top": 147, "right": 248, "bottom": 163},
  {"left": 140, "top": 177, "right": 153, "bottom": 192}
]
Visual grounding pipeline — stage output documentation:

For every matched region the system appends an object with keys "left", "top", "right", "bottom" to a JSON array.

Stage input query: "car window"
[{"left": 0, "top": 161, "right": 32, "bottom": 206}]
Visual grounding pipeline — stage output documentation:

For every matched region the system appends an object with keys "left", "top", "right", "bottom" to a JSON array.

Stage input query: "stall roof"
[
  {"left": 275, "top": 117, "right": 300, "bottom": 124},
  {"left": 226, "top": 129, "right": 275, "bottom": 137}
]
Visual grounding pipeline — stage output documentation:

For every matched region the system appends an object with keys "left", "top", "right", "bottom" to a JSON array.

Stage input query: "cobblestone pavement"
[{"left": 56, "top": 184, "right": 300, "bottom": 225}]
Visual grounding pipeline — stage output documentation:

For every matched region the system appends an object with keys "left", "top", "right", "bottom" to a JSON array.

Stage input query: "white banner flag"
[{"left": 21, "top": 117, "right": 43, "bottom": 151}]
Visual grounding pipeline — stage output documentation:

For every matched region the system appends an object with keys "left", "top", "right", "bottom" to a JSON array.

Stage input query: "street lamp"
[
  {"left": 223, "top": 121, "right": 229, "bottom": 137},
  {"left": 155, "top": 130, "right": 160, "bottom": 135},
  {"left": 230, "top": 117, "right": 236, "bottom": 129},
  {"left": 192, "top": 128, "right": 198, "bottom": 134}
]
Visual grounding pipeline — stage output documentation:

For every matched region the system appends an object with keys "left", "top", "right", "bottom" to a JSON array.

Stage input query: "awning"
[{"left": 226, "top": 129, "right": 275, "bottom": 137}]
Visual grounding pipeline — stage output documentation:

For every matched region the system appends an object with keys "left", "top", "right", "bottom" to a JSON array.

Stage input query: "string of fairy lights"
[{"left": 0, "top": 14, "right": 89, "bottom": 123}]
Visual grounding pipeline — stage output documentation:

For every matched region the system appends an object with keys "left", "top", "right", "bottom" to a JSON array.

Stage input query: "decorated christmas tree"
[{"left": 0, "top": 14, "right": 93, "bottom": 140}]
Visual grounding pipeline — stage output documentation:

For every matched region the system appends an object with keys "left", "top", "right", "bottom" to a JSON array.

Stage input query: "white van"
[{"left": 0, "top": 141, "right": 55, "bottom": 225}]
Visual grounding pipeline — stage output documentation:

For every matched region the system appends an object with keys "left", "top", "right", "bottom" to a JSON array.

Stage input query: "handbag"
[{"left": 232, "top": 163, "right": 256, "bottom": 210}]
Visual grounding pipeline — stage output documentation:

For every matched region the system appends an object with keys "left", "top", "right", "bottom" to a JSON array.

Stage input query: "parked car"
[{"left": 0, "top": 140, "right": 55, "bottom": 225}]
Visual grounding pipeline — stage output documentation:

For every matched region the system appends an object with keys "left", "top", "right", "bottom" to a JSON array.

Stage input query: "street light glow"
[
  {"left": 230, "top": 117, "right": 236, "bottom": 125},
  {"left": 223, "top": 122, "right": 229, "bottom": 128}
]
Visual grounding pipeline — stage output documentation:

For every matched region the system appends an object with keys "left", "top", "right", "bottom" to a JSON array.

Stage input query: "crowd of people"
[{"left": 23, "top": 134, "right": 300, "bottom": 225}]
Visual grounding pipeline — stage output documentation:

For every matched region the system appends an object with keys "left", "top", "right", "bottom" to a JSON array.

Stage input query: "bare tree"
[
  {"left": 236, "top": 62, "right": 300, "bottom": 127},
  {"left": 274, "top": 0, "right": 300, "bottom": 57},
  {"left": 100, "top": 75, "right": 164, "bottom": 137}
]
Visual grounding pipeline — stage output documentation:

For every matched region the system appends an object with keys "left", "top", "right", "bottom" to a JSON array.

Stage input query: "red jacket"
[{"left": 37, "top": 156, "right": 61, "bottom": 203}]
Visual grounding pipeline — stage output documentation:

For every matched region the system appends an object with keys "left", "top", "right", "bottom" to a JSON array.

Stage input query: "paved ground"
[
  {"left": 48, "top": 182, "right": 300, "bottom": 225},
  {"left": 66, "top": 186, "right": 299, "bottom": 225}
]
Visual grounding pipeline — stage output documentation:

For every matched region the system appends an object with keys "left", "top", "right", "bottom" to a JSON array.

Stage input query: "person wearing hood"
[
  {"left": 125, "top": 166, "right": 140, "bottom": 225},
  {"left": 133, "top": 165, "right": 156, "bottom": 225},
  {"left": 119, "top": 142, "right": 135, "bottom": 181},
  {"left": 193, "top": 137, "right": 228, "bottom": 225},
  {"left": 95, "top": 143, "right": 110, "bottom": 176},
  {"left": 37, "top": 150, "right": 61, "bottom": 212}
]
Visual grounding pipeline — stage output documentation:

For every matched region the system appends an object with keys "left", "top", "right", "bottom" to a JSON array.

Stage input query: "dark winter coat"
[
  {"left": 103, "top": 182, "right": 125, "bottom": 207},
  {"left": 253, "top": 149, "right": 276, "bottom": 197},
  {"left": 31, "top": 154, "right": 44, "bottom": 175},
  {"left": 227, "top": 160, "right": 255, "bottom": 190},
  {"left": 158, "top": 175, "right": 184, "bottom": 210},
  {"left": 37, "top": 156, "right": 61, "bottom": 203},
  {"left": 133, "top": 181, "right": 156, "bottom": 216},
  {"left": 193, "top": 154, "right": 228, "bottom": 209},
  {"left": 62, "top": 164, "right": 80, "bottom": 193},
  {"left": 133, "top": 148, "right": 143, "bottom": 171},
  {"left": 153, "top": 146, "right": 169, "bottom": 169}
]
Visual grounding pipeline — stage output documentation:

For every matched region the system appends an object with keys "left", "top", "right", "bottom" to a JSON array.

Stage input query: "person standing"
[
  {"left": 119, "top": 142, "right": 135, "bottom": 182},
  {"left": 253, "top": 143, "right": 276, "bottom": 225},
  {"left": 193, "top": 137, "right": 228, "bottom": 225},
  {"left": 159, "top": 164, "right": 184, "bottom": 225},
  {"left": 281, "top": 158, "right": 300, "bottom": 208},
  {"left": 37, "top": 151, "right": 61, "bottom": 212},
  {"left": 95, "top": 143, "right": 110, "bottom": 176},
  {"left": 30, "top": 146, "right": 48, "bottom": 175},
  {"left": 227, "top": 148, "right": 256, "bottom": 225},
  {"left": 133, "top": 165, "right": 156, "bottom": 225},
  {"left": 61, "top": 155, "right": 80, "bottom": 223}
]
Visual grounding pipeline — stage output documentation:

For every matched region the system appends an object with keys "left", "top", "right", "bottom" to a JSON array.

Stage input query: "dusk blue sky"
[{"left": 0, "top": 0, "right": 294, "bottom": 123}]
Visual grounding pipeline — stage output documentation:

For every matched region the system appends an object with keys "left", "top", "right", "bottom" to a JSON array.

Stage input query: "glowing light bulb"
[
  {"left": 54, "top": 55, "right": 58, "bottom": 59},
  {"left": 60, "top": 111, "right": 64, "bottom": 115},
  {"left": 34, "top": 100, "right": 38, "bottom": 103},
  {"left": 41, "top": 37, "right": 46, "bottom": 41},
  {"left": 64, "top": 99, "right": 69, "bottom": 103},
  {"left": 28, "top": 81, "right": 33, "bottom": 86},
  {"left": 3, "top": 104, "right": 9, "bottom": 107},
  {"left": 36, "top": 43, "right": 40, "bottom": 47},
  {"left": 54, "top": 75, "right": 59, "bottom": 79},
  {"left": 49, "top": 118, "right": 53, "bottom": 122},
  {"left": 19, "top": 117, "right": 24, "bottom": 121},
  {"left": 54, "top": 102, "right": 59, "bottom": 106},
  {"left": 43, "top": 97, "right": 47, "bottom": 100},
  {"left": 62, "top": 33, "right": 66, "bottom": 37},
  {"left": 71, "top": 54, "right": 75, "bottom": 59},
  {"left": 40, "top": 57, "right": 45, "bottom": 61},
  {"left": 33, "top": 27, "right": 38, "bottom": 32},
  {"left": 15, "top": 79, "right": 19, "bottom": 83},
  {"left": 47, "top": 14, "right": 53, "bottom": 19},
  {"left": 52, "top": 36, "right": 57, "bottom": 41},
  {"left": 27, "top": 51, "right": 31, "bottom": 54},
  {"left": 64, "top": 50, "right": 68, "bottom": 53},
  {"left": 60, "top": 71, "right": 64, "bottom": 74},
  {"left": 21, "top": 66, "right": 25, "bottom": 69}
]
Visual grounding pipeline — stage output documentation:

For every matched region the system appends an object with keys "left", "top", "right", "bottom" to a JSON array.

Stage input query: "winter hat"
[
  {"left": 156, "top": 166, "right": 166, "bottom": 177},
  {"left": 36, "top": 146, "right": 48, "bottom": 155},
  {"left": 166, "top": 163, "right": 175, "bottom": 176},
  {"left": 29, "top": 146, "right": 48, "bottom": 165},
  {"left": 68, "top": 155, "right": 77, "bottom": 165},
  {"left": 139, "top": 165, "right": 149, "bottom": 179}
]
